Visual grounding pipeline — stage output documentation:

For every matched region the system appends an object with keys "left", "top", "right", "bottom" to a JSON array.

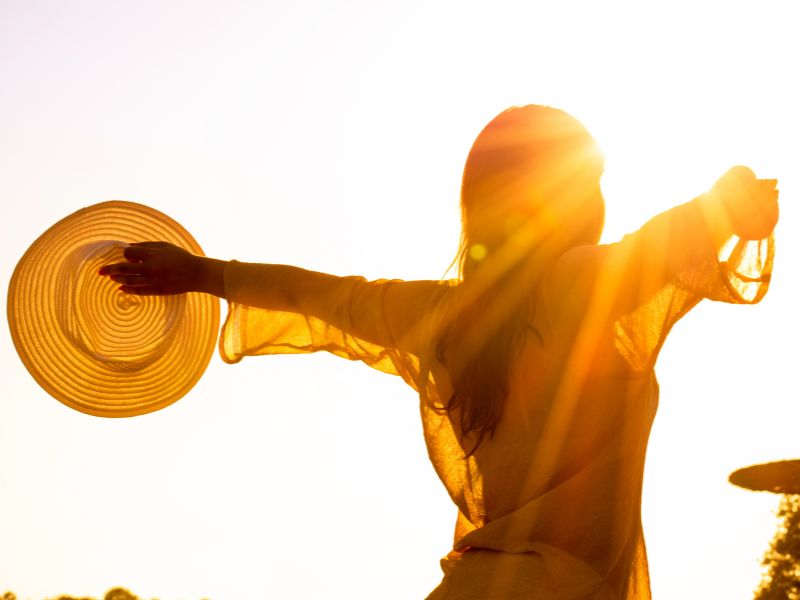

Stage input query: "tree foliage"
[
  {"left": 46, "top": 587, "right": 147, "bottom": 600},
  {"left": 755, "top": 494, "right": 800, "bottom": 599},
  {"left": 0, "top": 588, "right": 174, "bottom": 600}
]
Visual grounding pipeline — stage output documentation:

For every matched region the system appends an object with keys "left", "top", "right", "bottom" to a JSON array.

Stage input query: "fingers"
[
  {"left": 123, "top": 241, "right": 176, "bottom": 261},
  {"left": 721, "top": 167, "right": 778, "bottom": 192},
  {"left": 129, "top": 241, "right": 174, "bottom": 250},
  {"left": 715, "top": 167, "right": 779, "bottom": 205},
  {"left": 753, "top": 178, "right": 779, "bottom": 198},
  {"left": 98, "top": 262, "right": 147, "bottom": 276},
  {"left": 96, "top": 241, "right": 190, "bottom": 296},
  {"left": 100, "top": 241, "right": 176, "bottom": 275},
  {"left": 758, "top": 179, "right": 779, "bottom": 199},
  {"left": 119, "top": 285, "right": 159, "bottom": 296},
  {"left": 100, "top": 241, "right": 176, "bottom": 276},
  {"left": 107, "top": 274, "right": 151, "bottom": 287},
  {"left": 714, "top": 167, "right": 780, "bottom": 240},
  {"left": 124, "top": 245, "right": 154, "bottom": 261}
]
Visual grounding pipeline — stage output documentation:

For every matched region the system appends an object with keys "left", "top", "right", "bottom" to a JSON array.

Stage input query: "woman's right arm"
[
  {"left": 222, "top": 261, "right": 447, "bottom": 356},
  {"left": 100, "top": 245, "right": 446, "bottom": 357}
]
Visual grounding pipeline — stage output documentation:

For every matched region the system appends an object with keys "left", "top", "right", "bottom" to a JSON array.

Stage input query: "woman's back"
[{"left": 422, "top": 257, "right": 658, "bottom": 598}]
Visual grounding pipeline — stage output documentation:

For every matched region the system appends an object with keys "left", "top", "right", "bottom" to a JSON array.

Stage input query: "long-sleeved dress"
[{"left": 216, "top": 195, "right": 773, "bottom": 599}]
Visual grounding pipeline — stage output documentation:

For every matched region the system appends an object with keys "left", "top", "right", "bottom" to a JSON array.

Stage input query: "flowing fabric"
[{"left": 218, "top": 195, "right": 772, "bottom": 599}]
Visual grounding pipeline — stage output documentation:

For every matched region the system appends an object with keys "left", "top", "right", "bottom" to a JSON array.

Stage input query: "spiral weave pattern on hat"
[{"left": 7, "top": 201, "right": 219, "bottom": 417}]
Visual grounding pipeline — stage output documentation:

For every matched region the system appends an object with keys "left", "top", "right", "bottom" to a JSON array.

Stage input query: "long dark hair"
[{"left": 436, "top": 105, "right": 606, "bottom": 457}]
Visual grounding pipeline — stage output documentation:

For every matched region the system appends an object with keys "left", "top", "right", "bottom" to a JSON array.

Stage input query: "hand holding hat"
[
  {"left": 7, "top": 201, "right": 220, "bottom": 417},
  {"left": 99, "top": 241, "right": 227, "bottom": 298}
]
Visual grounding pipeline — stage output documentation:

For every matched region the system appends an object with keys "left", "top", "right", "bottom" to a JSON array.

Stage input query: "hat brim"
[
  {"left": 729, "top": 459, "right": 800, "bottom": 494},
  {"left": 8, "top": 200, "right": 219, "bottom": 417}
]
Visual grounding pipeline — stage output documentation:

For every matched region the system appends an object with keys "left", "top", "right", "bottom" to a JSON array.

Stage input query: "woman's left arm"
[{"left": 550, "top": 166, "right": 778, "bottom": 319}]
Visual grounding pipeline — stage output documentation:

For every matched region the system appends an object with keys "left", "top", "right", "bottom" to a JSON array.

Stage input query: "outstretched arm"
[
  {"left": 99, "top": 243, "right": 444, "bottom": 356},
  {"left": 550, "top": 166, "right": 778, "bottom": 318}
]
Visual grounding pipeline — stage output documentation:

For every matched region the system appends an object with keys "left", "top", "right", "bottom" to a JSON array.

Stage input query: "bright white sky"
[{"left": 1, "top": 1, "right": 798, "bottom": 598}]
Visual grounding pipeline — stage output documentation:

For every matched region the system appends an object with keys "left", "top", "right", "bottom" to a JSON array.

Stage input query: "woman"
[{"left": 100, "top": 105, "right": 778, "bottom": 598}]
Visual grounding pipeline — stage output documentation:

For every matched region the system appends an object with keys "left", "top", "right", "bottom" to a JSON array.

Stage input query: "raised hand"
[
  {"left": 98, "top": 241, "right": 212, "bottom": 296},
  {"left": 710, "top": 166, "right": 779, "bottom": 241}
]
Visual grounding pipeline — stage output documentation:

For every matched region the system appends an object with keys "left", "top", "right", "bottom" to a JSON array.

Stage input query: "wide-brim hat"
[
  {"left": 7, "top": 200, "right": 219, "bottom": 417},
  {"left": 729, "top": 460, "right": 800, "bottom": 495}
]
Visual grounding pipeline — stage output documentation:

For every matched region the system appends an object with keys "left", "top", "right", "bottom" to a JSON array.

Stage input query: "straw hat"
[
  {"left": 729, "top": 460, "right": 800, "bottom": 495},
  {"left": 7, "top": 200, "right": 219, "bottom": 417}
]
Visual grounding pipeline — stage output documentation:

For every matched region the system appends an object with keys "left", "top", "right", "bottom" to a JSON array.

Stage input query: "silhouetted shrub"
[{"left": 755, "top": 494, "right": 800, "bottom": 599}]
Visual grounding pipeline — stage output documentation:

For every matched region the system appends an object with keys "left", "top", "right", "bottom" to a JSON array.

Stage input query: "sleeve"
[
  {"left": 551, "top": 195, "right": 774, "bottom": 372},
  {"left": 217, "top": 260, "right": 451, "bottom": 388},
  {"left": 610, "top": 206, "right": 774, "bottom": 371}
]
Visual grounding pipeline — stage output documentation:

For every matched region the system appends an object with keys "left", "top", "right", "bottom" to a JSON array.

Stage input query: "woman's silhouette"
[{"left": 100, "top": 105, "right": 778, "bottom": 599}]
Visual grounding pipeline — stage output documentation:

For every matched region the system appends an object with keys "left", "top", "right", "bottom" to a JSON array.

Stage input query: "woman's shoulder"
[{"left": 539, "top": 243, "right": 608, "bottom": 318}]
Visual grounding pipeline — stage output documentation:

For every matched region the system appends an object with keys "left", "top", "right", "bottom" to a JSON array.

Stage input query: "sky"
[{"left": 1, "top": 1, "right": 799, "bottom": 598}]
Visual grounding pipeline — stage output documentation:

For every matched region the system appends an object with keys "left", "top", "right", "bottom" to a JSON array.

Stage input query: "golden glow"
[{"left": 1, "top": 2, "right": 795, "bottom": 600}]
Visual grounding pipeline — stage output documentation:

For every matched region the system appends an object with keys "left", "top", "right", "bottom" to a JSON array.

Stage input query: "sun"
[{"left": 574, "top": 104, "right": 758, "bottom": 245}]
